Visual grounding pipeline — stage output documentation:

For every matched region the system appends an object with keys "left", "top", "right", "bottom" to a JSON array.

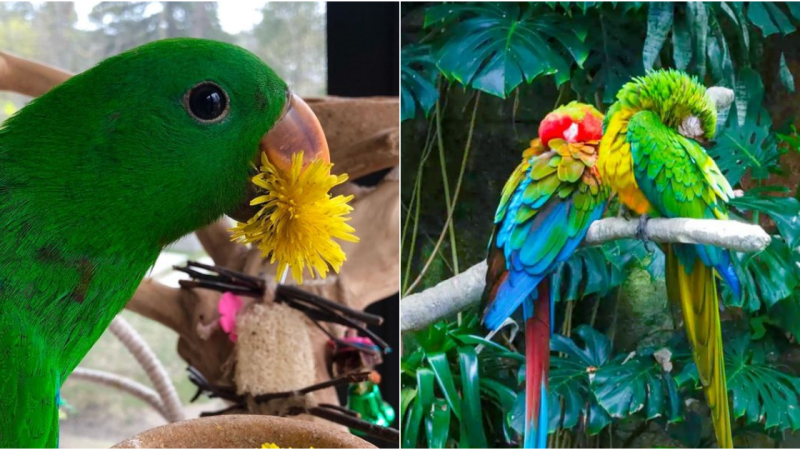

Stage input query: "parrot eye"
[{"left": 185, "top": 82, "right": 229, "bottom": 123}]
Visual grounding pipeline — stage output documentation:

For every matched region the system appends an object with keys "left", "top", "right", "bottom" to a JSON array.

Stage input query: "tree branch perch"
[{"left": 401, "top": 217, "right": 770, "bottom": 332}]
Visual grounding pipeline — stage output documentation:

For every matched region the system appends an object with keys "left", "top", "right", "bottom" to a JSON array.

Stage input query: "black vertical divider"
[{"left": 326, "top": 3, "right": 400, "bottom": 448}]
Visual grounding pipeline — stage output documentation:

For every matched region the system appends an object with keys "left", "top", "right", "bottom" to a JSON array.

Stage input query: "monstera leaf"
[
  {"left": 726, "top": 238, "right": 800, "bottom": 311},
  {"left": 547, "top": 326, "right": 613, "bottom": 434},
  {"left": 592, "top": 347, "right": 683, "bottom": 422},
  {"left": 708, "top": 69, "right": 782, "bottom": 186},
  {"left": 550, "top": 246, "right": 621, "bottom": 304},
  {"left": 424, "top": 2, "right": 589, "bottom": 98},
  {"left": 548, "top": 238, "right": 664, "bottom": 305},
  {"left": 401, "top": 44, "right": 439, "bottom": 122},
  {"left": 724, "top": 189, "right": 800, "bottom": 312},
  {"left": 729, "top": 188, "right": 800, "bottom": 248},
  {"left": 725, "top": 332, "right": 800, "bottom": 432},
  {"left": 602, "top": 238, "right": 665, "bottom": 280}
]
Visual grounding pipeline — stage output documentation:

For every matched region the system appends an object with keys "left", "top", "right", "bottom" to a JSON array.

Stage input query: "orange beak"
[
  {"left": 259, "top": 92, "right": 330, "bottom": 174},
  {"left": 228, "top": 92, "right": 329, "bottom": 222}
]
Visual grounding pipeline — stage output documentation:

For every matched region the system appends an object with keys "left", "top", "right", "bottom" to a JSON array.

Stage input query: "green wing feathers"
[{"left": 627, "top": 110, "right": 729, "bottom": 221}]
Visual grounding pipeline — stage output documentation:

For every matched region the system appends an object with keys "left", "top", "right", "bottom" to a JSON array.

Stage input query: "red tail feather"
[{"left": 525, "top": 279, "right": 551, "bottom": 448}]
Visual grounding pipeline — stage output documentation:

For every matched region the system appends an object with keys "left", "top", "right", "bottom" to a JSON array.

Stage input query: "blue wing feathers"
[
  {"left": 485, "top": 186, "right": 607, "bottom": 331},
  {"left": 486, "top": 272, "right": 542, "bottom": 330}
]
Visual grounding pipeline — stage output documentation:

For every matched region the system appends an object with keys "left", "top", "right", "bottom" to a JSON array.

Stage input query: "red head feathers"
[{"left": 538, "top": 101, "right": 604, "bottom": 145}]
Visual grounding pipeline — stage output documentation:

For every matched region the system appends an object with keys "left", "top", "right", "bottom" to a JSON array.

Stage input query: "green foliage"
[
  {"left": 708, "top": 69, "right": 782, "bottom": 186},
  {"left": 721, "top": 187, "right": 800, "bottom": 312},
  {"left": 538, "top": 326, "right": 800, "bottom": 438},
  {"left": 593, "top": 347, "right": 683, "bottom": 424},
  {"left": 732, "top": 238, "right": 800, "bottom": 312},
  {"left": 549, "top": 238, "right": 664, "bottom": 305},
  {"left": 542, "top": 326, "right": 684, "bottom": 436},
  {"left": 401, "top": 2, "right": 800, "bottom": 119},
  {"left": 746, "top": 2, "right": 800, "bottom": 37},
  {"left": 402, "top": 312, "right": 523, "bottom": 448},
  {"left": 546, "top": 326, "right": 613, "bottom": 434},
  {"left": 403, "top": 319, "right": 800, "bottom": 447},
  {"left": 730, "top": 188, "right": 800, "bottom": 247},
  {"left": 424, "top": 3, "right": 589, "bottom": 98},
  {"left": 400, "top": 45, "right": 439, "bottom": 121},
  {"left": 724, "top": 332, "right": 800, "bottom": 432},
  {"left": 551, "top": 247, "right": 622, "bottom": 304},
  {"left": 573, "top": 4, "right": 646, "bottom": 105}
]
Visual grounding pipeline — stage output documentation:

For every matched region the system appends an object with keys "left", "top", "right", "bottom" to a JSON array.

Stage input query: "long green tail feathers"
[{"left": 666, "top": 245, "right": 732, "bottom": 448}]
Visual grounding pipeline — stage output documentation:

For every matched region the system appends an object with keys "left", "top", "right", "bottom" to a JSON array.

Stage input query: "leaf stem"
[
  {"left": 405, "top": 92, "right": 481, "bottom": 295},
  {"left": 401, "top": 112, "right": 437, "bottom": 293},
  {"left": 435, "top": 85, "right": 460, "bottom": 275},
  {"left": 608, "top": 285, "right": 623, "bottom": 351}
]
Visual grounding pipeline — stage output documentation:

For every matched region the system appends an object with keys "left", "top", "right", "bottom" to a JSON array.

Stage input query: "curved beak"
[
  {"left": 261, "top": 92, "right": 330, "bottom": 174},
  {"left": 229, "top": 92, "right": 330, "bottom": 222}
]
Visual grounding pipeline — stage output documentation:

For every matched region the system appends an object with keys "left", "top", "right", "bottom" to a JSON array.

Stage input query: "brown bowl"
[{"left": 112, "top": 415, "right": 376, "bottom": 449}]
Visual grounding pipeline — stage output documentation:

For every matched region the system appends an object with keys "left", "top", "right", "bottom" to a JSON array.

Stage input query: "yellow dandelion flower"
[{"left": 231, "top": 151, "right": 359, "bottom": 284}]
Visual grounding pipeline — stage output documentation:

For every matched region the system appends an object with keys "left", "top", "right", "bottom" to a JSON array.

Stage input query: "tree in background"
[
  {"left": 88, "top": 1, "right": 230, "bottom": 56},
  {"left": 249, "top": 2, "right": 326, "bottom": 97}
]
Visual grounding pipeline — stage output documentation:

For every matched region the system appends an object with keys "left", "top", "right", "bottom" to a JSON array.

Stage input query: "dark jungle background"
[{"left": 401, "top": 2, "right": 800, "bottom": 448}]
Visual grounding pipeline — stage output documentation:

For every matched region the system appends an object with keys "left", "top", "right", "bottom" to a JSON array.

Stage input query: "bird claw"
[{"left": 636, "top": 214, "right": 650, "bottom": 242}]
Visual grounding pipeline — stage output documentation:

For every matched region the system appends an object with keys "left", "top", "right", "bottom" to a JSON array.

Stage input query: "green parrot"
[
  {"left": 598, "top": 69, "right": 738, "bottom": 448},
  {"left": 0, "top": 38, "right": 329, "bottom": 448}
]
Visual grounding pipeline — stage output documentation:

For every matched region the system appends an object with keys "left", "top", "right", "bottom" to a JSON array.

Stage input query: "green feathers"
[
  {"left": 627, "top": 110, "right": 731, "bottom": 221},
  {"left": 0, "top": 39, "right": 291, "bottom": 447},
  {"left": 614, "top": 69, "right": 718, "bottom": 139},
  {"left": 495, "top": 137, "right": 609, "bottom": 270}
]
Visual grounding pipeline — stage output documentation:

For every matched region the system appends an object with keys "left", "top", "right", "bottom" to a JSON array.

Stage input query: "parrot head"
[
  {"left": 522, "top": 102, "right": 603, "bottom": 161},
  {"left": 0, "top": 38, "right": 329, "bottom": 249},
  {"left": 615, "top": 69, "right": 727, "bottom": 142},
  {"left": 538, "top": 101, "right": 604, "bottom": 146}
]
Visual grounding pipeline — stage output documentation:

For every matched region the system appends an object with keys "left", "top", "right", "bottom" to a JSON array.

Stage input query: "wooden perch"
[
  {"left": 0, "top": 51, "right": 72, "bottom": 97},
  {"left": 585, "top": 217, "right": 770, "bottom": 252},
  {"left": 401, "top": 217, "right": 771, "bottom": 332}
]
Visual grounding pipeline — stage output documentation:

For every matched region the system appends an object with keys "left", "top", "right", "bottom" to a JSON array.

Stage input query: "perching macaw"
[
  {"left": 0, "top": 38, "right": 330, "bottom": 448},
  {"left": 483, "top": 102, "right": 608, "bottom": 448},
  {"left": 598, "top": 69, "right": 739, "bottom": 448}
]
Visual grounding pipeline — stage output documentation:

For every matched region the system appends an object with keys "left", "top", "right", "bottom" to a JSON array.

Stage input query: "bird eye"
[{"left": 185, "top": 82, "right": 229, "bottom": 122}]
